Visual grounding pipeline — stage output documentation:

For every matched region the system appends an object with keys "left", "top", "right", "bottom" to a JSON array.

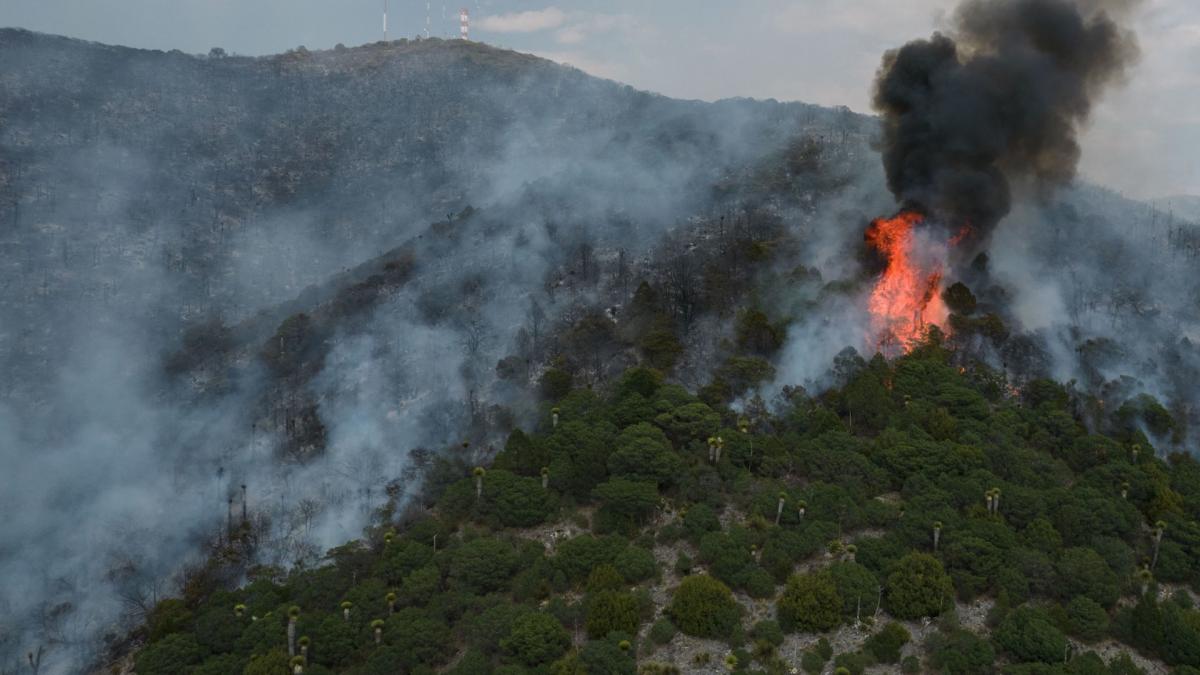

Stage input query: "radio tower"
[
  {"left": 425, "top": 0, "right": 431, "bottom": 38},
  {"left": 460, "top": 8, "right": 469, "bottom": 40},
  {"left": 383, "top": 0, "right": 388, "bottom": 41}
]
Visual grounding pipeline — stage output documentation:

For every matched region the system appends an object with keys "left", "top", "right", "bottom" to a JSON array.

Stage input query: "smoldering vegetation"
[
  {"left": 0, "top": 19, "right": 1197, "bottom": 674},
  {"left": 0, "top": 29, "right": 872, "bottom": 673}
]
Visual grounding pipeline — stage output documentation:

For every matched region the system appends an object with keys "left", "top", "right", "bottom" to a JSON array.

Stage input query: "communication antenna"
[
  {"left": 383, "top": 0, "right": 388, "bottom": 41},
  {"left": 460, "top": 8, "right": 469, "bottom": 40},
  {"left": 425, "top": 0, "right": 431, "bottom": 37}
]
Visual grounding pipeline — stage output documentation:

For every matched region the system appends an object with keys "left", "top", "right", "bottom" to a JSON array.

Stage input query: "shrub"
[
  {"left": 502, "top": 612, "right": 571, "bottom": 666},
  {"left": 579, "top": 634, "right": 637, "bottom": 675},
  {"left": 553, "top": 535, "right": 627, "bottom": 585},
  {"left": 384, "top": 608, "right": 455, "bottom": 668},
  {"left": 541, "top": 368, "right": 572, "bottom": 400},
  {"left": 193, "top": 654, "right": 247, "bottom": 675},
  {"left": 801, "top": 649, "right": 827, "bottom": 675},
  {"left": 750, "top": 619, "right": 784, "bottom": 647},
  {"left": 832, "top": 650, "right": 873, "bottom": 675},
  {"left": 240, "top": 649, "right": 290, "bottom": 675},
  {"left": 885, "top": 553, "right": 954, "bottom": 620},
  {"left": 926, "top": 628, "right": 994, "bottom": 674},
  {"left": 863, "top": 621, "right": 909, "bottom": 663},
  {"left": 466, "top": 603, "right": 535, "bottom": 654},
  {"left": 666, "top": 575, "right": 741, "bottom": 639},
  {"left": 145, "top": 599, "right": 192, "bottom": 643},
  {"left": 1066, "top": 595, "right": 1109, "bottom": 643},
  {"left": 482, "top": 469, "right": 556, "bottom": 527},
  {"left": 815, "top": 637, "right": 833, "bottom": 660},
  {"left": 586, "top": 591, "right": 642, "bottom": 639},
  {"left": 741, "top": 566, "right": 777, "bottom": 599},
  {"left": 778, "top": 570, "right": 842, "bottom": 632},
  {"left": 587, "top": 564, "right": 625, "bottom": 593},
  {"left": 828, "top": 561, "right": 880, "bottom": 619},
  {"left": 134, "top": 633, "right": 204, "bottom": 675},
  {"left": 649, "top": 618, "right": 677, "bottom": 645},
  {"left": 614, "top": 546, "right": 659, "bottom": 583},
  {"left": 1055, "top": 547, "right": 1121, "bottom": 608},
  {"left": 994, "top": 606, "right": 1068, "bottom": 663},
  {"left": 449, "top": 538, "right": 519, "bottom": 594},
  {"left": 682, "top": 503, "right": 721, "bottom": 541}
]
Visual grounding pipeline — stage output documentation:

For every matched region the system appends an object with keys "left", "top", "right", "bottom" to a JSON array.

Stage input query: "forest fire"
[{"left": 865, "top": 211, "right": 951, "bottom": 353}]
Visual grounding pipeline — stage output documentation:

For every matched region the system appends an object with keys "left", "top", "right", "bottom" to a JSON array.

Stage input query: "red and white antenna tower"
[{"left": 460, "top": 8, "right": 469, "bottom": 40}]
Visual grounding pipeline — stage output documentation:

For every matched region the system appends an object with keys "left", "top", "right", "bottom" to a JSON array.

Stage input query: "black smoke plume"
[{"left": 872, "top": 0, "right": 1140, "bottom": 238}]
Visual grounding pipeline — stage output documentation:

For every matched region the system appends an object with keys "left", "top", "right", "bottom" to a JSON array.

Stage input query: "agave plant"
[
  {"left": 287, "top": 606, "right": 300, "bottom": 657},
  {"left": 738, "top": 417, "right": 753, "bottom": 464},
  {"left": 473, "top": 466, "right": 486, "bottom": 499},
  {"left": 1135, "top": 566, "right": 1155, "bottom": 595},
  {"left": 1152, "top": 520, "right": 1167, "bottom": 570},
  {"left": 985, "top": 487, "right": 1002, "bottom": 515}
]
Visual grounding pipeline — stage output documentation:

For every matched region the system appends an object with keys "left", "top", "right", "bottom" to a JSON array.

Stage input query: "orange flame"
[{"left": 865, "top": 211, "right": 950, "bottom": 353}]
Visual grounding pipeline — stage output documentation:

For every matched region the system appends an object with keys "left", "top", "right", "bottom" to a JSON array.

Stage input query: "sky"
[{"left": 1, "top": 0, "right": 1197, "bottom": 200}]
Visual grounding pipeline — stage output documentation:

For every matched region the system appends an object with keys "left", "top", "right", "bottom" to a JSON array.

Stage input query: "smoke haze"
[
  {"left": 873, "top": 0, "right": 1140, "bottom": 238},
  {"left": 0, "top": 9, "right": 1198, "bottom": 673}
]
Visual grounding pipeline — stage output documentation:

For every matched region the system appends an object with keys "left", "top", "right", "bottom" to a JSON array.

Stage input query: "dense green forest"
[{"left": 129, "top": 324, "right": 1200, "bottom": 674}]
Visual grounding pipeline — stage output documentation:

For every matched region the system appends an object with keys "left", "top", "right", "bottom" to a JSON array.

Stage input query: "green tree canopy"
[
  {"left": 666, "top": 575, "right": 741, "bottom": 639},
  {"left": 994, "top": 606, "right": 1068, "bottom": 663},
  {"left": 502, "top": 612, "right": 571, "bottom": 666},
  {"left": 135, "top": 633, "right": 204, "bottom": 675},
  {"left": 777, "top": 570, "right": 843, "bottom": 632},
  {"left": 885, "top": 553, "right": 954, "bottom": 620},
  {"left": 449, "top": 537, "right": 520, "bottom": 594}
]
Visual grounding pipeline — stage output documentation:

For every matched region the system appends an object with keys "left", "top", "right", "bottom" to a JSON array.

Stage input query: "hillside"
[
  {"left": 1150, "top": 196, "right": 1200, "bottom": 226},
  {"left": 0, "top": 27, "right": 859, "bottom": 400},
  {"left": 126, "top": 346, "right": 1200, "bottom": 675},
  {"left": 1, "top": 26, "right": 1200, "bottom": 675},
  {"left": 0, "top": 29, "right": 879, "bottom": 675}
]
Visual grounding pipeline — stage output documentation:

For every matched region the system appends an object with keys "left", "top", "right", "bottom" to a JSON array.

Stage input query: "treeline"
[{"left": 131, "top": 329, "right": 1200, "bottom": 674}]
